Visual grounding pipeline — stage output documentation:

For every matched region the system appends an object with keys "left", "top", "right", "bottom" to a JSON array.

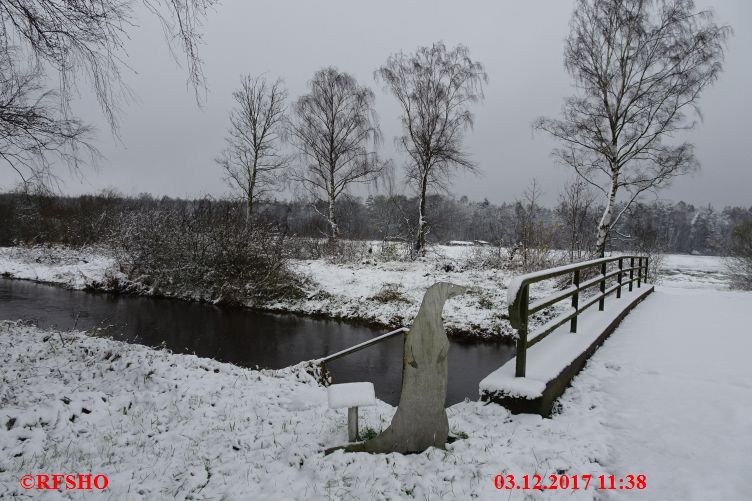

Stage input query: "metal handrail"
[
  {"left": 319, "top": 327, "right": 409, "bottom": 364},
  {"left": 508, "top": 255, "right": 649, "bottom": 377}
]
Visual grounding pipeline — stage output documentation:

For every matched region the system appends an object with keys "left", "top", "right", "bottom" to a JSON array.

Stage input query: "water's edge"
[{"left": 1, "top": 278, "right": 516, "bottom": 406}]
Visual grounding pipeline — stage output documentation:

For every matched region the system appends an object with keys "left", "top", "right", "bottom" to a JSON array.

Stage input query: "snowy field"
[{"left": 0, "top": 245, "right": 749, "bottom": 499}]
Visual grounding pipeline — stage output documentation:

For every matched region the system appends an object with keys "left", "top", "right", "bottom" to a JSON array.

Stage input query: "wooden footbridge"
[{"left": 480, "top": 255, "right": 653, "bottom": 415}]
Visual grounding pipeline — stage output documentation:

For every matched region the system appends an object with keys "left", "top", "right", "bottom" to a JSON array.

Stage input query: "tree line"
[{"left": 1, "top": 190, "right": 748, "bottom": 259}]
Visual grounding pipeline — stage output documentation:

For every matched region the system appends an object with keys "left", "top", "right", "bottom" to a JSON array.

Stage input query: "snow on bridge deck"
[{"left": 568, "top": 286, "right": 752, "bottom": 500}]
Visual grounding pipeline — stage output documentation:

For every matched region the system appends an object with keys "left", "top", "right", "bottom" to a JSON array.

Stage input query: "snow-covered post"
[
  {"left": 629, "top": 257, "right": 635, "bottom": 292},
  {"left": 570, "top": 270, "right": 580, "bottom": 333},
  {"left": 617, "top": 258, "right": 623, "bottom": 299},
  {"left": 515, "top": 285, "right": 530, "bottom": 377},
  {"left": 637, "top": 258, "right": 642, "bottom": 288},
  {"left": 347, "top": 407, "right": 358, "bottom": 442}
]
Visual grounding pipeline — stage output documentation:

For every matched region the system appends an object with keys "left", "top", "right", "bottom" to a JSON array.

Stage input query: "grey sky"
[{"left": 4, "top": 0, "right": 750, "bottom": 207}]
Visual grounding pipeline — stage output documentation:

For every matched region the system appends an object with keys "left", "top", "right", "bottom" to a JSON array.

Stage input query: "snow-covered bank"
[
  {"left": 0, "top": 245, "right": 735, "bottom": 339},
  {"left": 0, "top": 245, "right": 526, "bottom": 339},
  {"left": 0, "top": 246, "right": 119, "bottom": 290},
  {"left": 0, "top": 321, "right": 606, "bottom": 500},
  {"left": 279, "top": 251, "right": 519, "bottom": 338}
]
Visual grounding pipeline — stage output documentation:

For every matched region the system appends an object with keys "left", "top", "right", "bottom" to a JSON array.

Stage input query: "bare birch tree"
[
  {"left": 217, "top": 75, "right": 288, "bottom": 223},
  {"left": 0, "top": 0, "right": 215, "bottom": 189},
  {"left": 535, "top": 0, "right": 730, "bottom": 256},
  {"left": 288, "top": 67, "right": 383, "bottom": 240},
  {"left": 376, "top": 42, "right": 487, "bottom": 255}
]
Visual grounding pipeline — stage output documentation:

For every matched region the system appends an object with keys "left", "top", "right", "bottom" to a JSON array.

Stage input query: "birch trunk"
[
  {"left": 415, "top": 174, "right": 428, "bottom": 255},
  {"left": 595, "top": 172, "right": 619, "bottom": 257}
]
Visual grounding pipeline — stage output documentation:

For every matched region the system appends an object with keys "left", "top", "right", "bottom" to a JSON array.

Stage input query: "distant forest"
[{"left": 1, "top": 191, "right": 749, "bottom": 258}]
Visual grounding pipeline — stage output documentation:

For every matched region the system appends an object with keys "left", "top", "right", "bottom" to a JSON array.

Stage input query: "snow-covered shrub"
[
  {"left": 323, "top": 239, "right": 370, "bottom": 264},
  {"left": 369, "top": 283, "right": 409, "bottom": 303},
  {"left": 375, "top": 240, "right": 412, "bottom": 262},
  {"left": 287, "top": 237, "right": 375, "bottom": 264},
  {"left": 728, "top": 222, "right": 752, "bottom": 290},
  {"left": 286, "top": 237, "right": 327, "bottom": 260},
  {"left": 110, "top": 203, "right": 302, "bottom": 304},
  {"left": 461, "top": 245, "right": 508, "bottom": 270}
]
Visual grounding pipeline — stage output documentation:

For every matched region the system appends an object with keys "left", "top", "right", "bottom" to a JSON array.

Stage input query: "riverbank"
[
  {"left": 0, "top": 245, "right": 733, "bottom": 340},
  {"left": 0, "top": 244, "right": 527, "bottom": 339}
]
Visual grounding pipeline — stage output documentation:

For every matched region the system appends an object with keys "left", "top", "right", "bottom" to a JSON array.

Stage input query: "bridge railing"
[
  {"left": 319, "top": 327, "right": 408, "bottom": 364},
  {"left": 508, "top": 255, "right": 649, "bottom": 378}
]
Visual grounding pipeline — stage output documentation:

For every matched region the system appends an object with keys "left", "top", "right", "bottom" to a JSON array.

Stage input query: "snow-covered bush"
[
  {"left": 110, "top": 204, "right": 302, "bottom": 303},
  {"left": 728, "top": 222, "right": 752, "bottom": 290},
  {"left": 461, "top": 245, "right": 509, "bottom": 270}
]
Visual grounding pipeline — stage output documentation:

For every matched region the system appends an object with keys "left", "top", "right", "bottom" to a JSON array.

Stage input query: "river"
[{"left": 0, "top": 278, "right": 515, "bottom": 405}]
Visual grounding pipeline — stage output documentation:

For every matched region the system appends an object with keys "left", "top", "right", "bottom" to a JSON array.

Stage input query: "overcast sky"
[{"left": 3, "top": 0, "right": 750, "bottom": 207}]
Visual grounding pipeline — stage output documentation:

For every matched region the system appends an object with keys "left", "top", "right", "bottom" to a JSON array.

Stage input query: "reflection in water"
[{"left": 0, "top": 278, "right": 515, "bottom": 405}]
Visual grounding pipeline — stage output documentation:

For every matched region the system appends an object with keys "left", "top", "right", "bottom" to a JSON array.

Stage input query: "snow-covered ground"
[
  {"left": 0, "top": 321, "right": 608, "bottom": 500},
  {"left": 1, "top": 246, "right": 749, "bottom": 499},
  {"left": 281, "top": 249, "right": 518, "bottom": 338},
  {"left": 659, "top": 253, "right": 733, "bottom": 290}
]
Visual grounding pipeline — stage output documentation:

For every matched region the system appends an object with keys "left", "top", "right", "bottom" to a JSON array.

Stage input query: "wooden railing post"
[
  {"left": 570, "top": 269, "right": 580, "bottom": 333},
  {"left": 629, "top": 257, "right": 635, "bottom": 292},
  {"left": 617, "top": 257, "right": 623, "bottom": 299},
  {"left": 599, "top": 261, "right": 607, "bottom": 311},
  {"left": 515, "top": 285, "right": 529, "bottom": 378},
  {"left": 637, "top": 257, "right": 642, "bottom": 288},
  {"left": 644, "top": 256, "right": 649, "bottom": 283}
]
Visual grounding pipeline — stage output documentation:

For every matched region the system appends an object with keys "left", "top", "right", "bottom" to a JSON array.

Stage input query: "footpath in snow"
[{"left": 567, "top": 287, "right": 752, "bottom": 500}]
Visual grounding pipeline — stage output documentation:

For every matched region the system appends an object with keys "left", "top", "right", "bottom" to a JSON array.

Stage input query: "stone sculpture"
[{"left": 346, "top": 282, "right": 467, "bottom": 453}]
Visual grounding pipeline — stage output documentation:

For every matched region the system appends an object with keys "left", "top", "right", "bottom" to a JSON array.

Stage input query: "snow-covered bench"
[{"left": 327, "top": 382, "right": 376, "bottom": 442}]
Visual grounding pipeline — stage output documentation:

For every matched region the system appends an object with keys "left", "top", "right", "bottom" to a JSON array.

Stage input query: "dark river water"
[{"left": 0, "top": 278, "right": 515, "bottom": 406}]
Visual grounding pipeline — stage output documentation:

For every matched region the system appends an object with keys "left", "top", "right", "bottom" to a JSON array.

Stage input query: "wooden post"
[
  {"left": 629, "top": 257, "right": 635, "bottom": 292},
  {"left": 515, "top": 285, "right": 529, "bottom": 378},
  {"left": 570, "top": 269, "right": 580, "bottom": 333},
  {"left": 348, "top": 407, "right": 359, "bottom": 442},
  {"left": 599, "top": 261, "right": 607, "bottom": 311},
  {"left": 617, "top": 257, "right": 623, "bottom": 299},
  {"left": 644, "top": 256, "right": 650, "bottom": 283},
  {"left": 637, "top": 257, "right": 642, "bottom": 288}
]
